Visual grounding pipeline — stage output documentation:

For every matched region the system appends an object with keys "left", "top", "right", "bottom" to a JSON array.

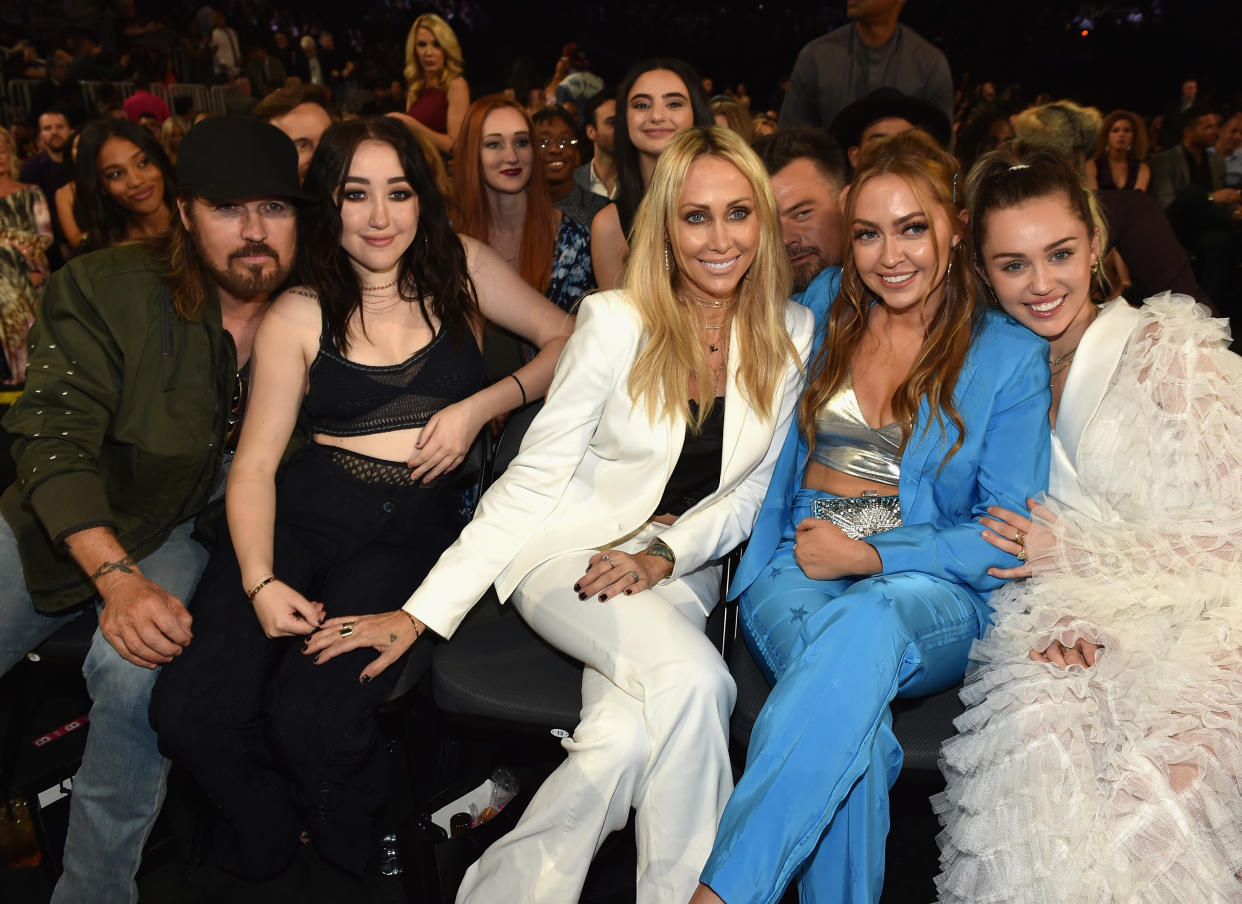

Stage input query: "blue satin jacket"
[{"left": 731, "top": 268, "right": 1052, "bottom": 625}]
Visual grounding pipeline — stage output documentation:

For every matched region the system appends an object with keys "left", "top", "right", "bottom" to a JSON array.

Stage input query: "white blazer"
[{"left": 404, "top": 289, "right": 815, "bottom": 639}]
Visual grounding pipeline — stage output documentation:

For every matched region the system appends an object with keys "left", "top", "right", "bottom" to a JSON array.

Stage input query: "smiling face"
[
  {"left": 672, "top": 155, "right": 760, "bottom": 304},
  {"left": 770, "top": 157, "right": 844, "bottom": 290},
  {"left": 338, "top": 139, "right": 419, "bottom": 280},
  {"left": 479, "top": 106, "right": 533, "bottom": 195},
  {"left": 979, "top": 191, "right": 1099, "bottom": 351},
  {"left": 850, "top": 172, "right": 956, "bottom": 314},
  {"left": 627, "top": 69, "right": 695, "bottom": 159},
  {"left": 415, "top": 26, "right": 445, "bottom": 76},
  {"left": 535, "top": 117, "right": 580, "bottom": 188},
  {"left": 97, "top": 137, "right": 165, "bottom": 217}
]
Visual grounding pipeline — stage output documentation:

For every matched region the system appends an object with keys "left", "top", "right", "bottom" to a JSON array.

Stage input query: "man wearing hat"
[
  {"left": 779, "top": 0, "right": 953, "bottom": 133},
  {"left": 0, "top": 116, "right": 309, "bottom": 903},
  {"left": 829, "top": 86, "right": 953, "bottom": 170}
]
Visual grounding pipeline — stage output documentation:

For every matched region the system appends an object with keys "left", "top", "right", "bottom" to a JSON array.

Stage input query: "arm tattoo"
[
  {"left": 642, "top": 539, "right": 676, "bottom": 565},
  {"left": 90, "top": 556, "right": 137, "bottom": 582}
]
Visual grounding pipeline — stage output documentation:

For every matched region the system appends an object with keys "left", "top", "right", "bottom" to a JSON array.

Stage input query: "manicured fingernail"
[
  {"left": 359, "top": 675, "right": 371, "bottom": 685},
  {"left": 598, "top": 593, "right": 607, "bottom": 602},
  {"left": 578, "top": 593, "right": 587, "bottom": 601},
  {"left": 573, "top": 584, "right": 581, "bottom": 592},
  {"left": 624, "top": 589, "right": 632, "bottom": 595},
  {"left": 318, "top": 615, "right": 326, "bottom": 625},
  {"left": 312, "top": 654, "right": 319, "bottom": 663}
]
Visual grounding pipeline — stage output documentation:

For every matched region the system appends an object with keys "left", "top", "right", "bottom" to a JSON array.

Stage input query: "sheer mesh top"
[
  {"left": 304, "top": 324, "right": 485, "bottom": 437},
  {"left": 811, "top": 373, "right": 902, "bottom": 486}
]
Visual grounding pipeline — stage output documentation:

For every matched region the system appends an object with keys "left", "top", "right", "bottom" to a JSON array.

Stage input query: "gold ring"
[
  {"left": 1015, "top": 546, "right": 1027, "bottom": 562},
  {"left": 339, "top": 622, "right": 355, "bottom": 638},
  {"left": 1058, "top": 641, "right": 1075, "bottom": 655},
  {"left": 1013, "top": 529, "right": 1026, "bottom": 545}
]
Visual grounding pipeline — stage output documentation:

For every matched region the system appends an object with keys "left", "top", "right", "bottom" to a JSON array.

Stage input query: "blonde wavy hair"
[
  {"left": 625, "top": 126, "right": 798, "bottom": 430},
  {"left": 404, "top": 13, "right": 464, "bottom": 106}
]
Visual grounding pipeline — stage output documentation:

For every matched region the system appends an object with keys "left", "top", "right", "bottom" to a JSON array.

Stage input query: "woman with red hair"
[{"left": 453, "top": 95, "right": 595, "bottom": 323}]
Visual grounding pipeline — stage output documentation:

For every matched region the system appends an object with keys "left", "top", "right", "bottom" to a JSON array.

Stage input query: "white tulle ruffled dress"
[{"left": 935, "top": 295, "right": 1242, "bottom": 903}]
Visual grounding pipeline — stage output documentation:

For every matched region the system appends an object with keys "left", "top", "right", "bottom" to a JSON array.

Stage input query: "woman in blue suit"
[{"left": 691, "top": 130, "right": 1052, "bottom": 904}]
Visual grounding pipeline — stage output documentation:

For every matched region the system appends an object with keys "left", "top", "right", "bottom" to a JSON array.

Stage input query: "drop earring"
[{"left": 664, "top": 246, "right": 672, "bottom": 274}]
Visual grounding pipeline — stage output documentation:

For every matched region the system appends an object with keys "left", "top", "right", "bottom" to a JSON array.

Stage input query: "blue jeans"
[
  {"left": 701, "top": 488, "right": 981, "bottom": 904},
  {"left": 0, "top": 517, "right": 208, "bottom": 904}
]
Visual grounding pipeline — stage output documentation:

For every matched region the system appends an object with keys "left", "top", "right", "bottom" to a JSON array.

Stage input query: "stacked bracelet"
[{"left": 246, "top": 574, "right": 277, "bottom": 602}]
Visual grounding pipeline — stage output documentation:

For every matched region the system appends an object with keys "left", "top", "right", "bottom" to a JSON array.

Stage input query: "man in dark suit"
[{"left": 1150, "top": 105, "right": 1242, "bottom": 319}]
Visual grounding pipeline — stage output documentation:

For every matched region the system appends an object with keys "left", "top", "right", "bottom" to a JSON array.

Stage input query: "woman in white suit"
[{"left": 307, "top": 125, "right": 814, "bottom": 902}]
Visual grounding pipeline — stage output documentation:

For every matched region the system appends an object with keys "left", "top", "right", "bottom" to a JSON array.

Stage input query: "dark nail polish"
[
  {"left": 624, "top": 589, "right": 632, "bottom": 595},
  {"left": 578, "top": 592, "right": 588, "bottom": 601},
  {"left": 312, "top": 654, "right": 319, "bottom": 663},
  {"left": 599, "top": 593, "right": 607, "bottom": 602},
  {"left": 359, "top": 675, "right": 371, "bottom": 685},
  {"left": 573, "top": 584, "right": 581, "bottom": 592}
]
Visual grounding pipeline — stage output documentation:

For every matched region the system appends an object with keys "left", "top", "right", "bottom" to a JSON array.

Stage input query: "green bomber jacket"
[{"left": 2, "top": 243, "right": 240, "bottom": 613}]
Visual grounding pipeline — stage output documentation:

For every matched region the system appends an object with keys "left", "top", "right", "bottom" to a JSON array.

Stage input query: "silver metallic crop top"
[{"left": 811, "top": 374, "right": 903, "bottom": 486}]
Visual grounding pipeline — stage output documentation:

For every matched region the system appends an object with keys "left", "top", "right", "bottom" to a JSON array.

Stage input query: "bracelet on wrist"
[
  {"left": 246, "top": 574, "right": 278, "bottom": 602},
  {"left": 403, "top": 609, "right": 425, "bottom": 638}
]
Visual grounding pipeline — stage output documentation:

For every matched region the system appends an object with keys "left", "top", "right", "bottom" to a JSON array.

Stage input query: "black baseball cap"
[
  {"left": 177, "top": 116, "right": 313, "bottom": 204},
  {"left": 830, "top": 87, "right": 952, "bottom": 150}
]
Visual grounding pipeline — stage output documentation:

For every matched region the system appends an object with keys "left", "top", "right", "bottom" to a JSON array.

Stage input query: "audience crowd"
[{"left": 1, "top": 1, "right": 1241, "bottom": 903}]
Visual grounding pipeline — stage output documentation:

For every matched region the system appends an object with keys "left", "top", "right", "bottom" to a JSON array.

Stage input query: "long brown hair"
[
  {"left": 1091, "top": 109, "right": 1148, "bottom": 163},
  {"left": 798, "top": 129, "right": 982, "bottom": 464},
  {"left": 452, "top": 95, "right": 557, "bottom": 293},
  {"left": 149, "top": 193, "right": 209, "bottom": 321}
]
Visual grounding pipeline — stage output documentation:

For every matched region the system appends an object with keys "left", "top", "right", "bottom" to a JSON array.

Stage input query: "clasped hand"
[
  {"left": 304, "top": 610, "right": 427, "bottom": 685},
  {"left": 793, "top": 518, "right": 881, "bottom": 580},
  {"left": 979, "top": 497, "right": 1056, "bottom": 579},
  {"left": 575, "top": 548, "right": 672, "bottom": 602}
]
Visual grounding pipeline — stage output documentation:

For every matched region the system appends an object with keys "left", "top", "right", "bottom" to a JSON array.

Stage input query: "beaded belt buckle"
[{"left": 810, "top": 492, "right": 901, "bottom": 539}]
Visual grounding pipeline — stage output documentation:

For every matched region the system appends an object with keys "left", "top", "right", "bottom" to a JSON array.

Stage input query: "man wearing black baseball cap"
[
  {"left": 829, "top": 86, "right": 953, "bottom": 171},
  {"left": 0, "top": 115, "right": 308, "bottom": 903}
]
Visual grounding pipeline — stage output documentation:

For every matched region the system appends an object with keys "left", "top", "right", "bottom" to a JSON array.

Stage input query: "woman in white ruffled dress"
[{"left": 935, "top": 141, "right": 1242, "bottom": 903}]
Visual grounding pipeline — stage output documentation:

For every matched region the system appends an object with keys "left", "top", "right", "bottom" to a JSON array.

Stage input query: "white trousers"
[{"left": 455, "top": 523, "right": 735, "bottom": 904}]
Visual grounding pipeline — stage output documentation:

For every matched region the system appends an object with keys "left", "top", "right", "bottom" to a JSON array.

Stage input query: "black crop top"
[
  {"left": 654, "top": 398, "right": 725, "bottom": 517},
  {"left": 304, "top": 324, "right": 485, "bottom": 437}
]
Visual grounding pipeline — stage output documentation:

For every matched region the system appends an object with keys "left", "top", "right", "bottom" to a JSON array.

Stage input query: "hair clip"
[
  {"left": 1008, "top": 164, "right": 1031, "bottom": 172},
  {"left": 952, "top": 171, "right": 959, "bottom": 205}
]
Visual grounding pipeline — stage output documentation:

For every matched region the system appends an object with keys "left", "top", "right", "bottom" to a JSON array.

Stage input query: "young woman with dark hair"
[
  {"left": 75, "top": 118, "right": 175, "bottom": 251},
  {"left": 936, "top": 141, "right": 1242, "bottom": 903},
  {"left": 307, "top": 125, "right": 812, "bottom": 903},
  {"left": 590, "top": 58, "right": 713, "bottom": 288},
  {"left": 691, "top": 130, "right": 1051, "bottom": 904},
  {"left": 150, "top": 116, "right": 571, "bottom": 880}
]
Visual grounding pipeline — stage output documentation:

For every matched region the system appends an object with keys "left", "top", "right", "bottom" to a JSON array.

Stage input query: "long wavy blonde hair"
[
  {"left": 404, "top": 13, "right": 464, "bottom": 105},
  {"left": 798, "top": 129, "right": 982, "bottom": 465},
  {"left": 625, "top": 126, "right": 799, "bottom": 430}
]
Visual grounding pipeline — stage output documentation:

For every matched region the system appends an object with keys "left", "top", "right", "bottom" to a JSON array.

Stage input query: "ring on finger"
[
  {"left": 626, "top": 570, "right": 640, "bottom": 582},
  {"left": 1058, "top": 641, "right": 1074, "bottom": 655},
  {"left": 601, "top": 554, "right": 615, "bottom": 567},
  {"left": 1013, "top": 529, "right": 1026, "bottom": 545},
  {"left": 339, "top": 621, "right": 355, "bottom": 638},
  {"left": 1015, "top": 546, "right": 1027, "bottom": 562}
]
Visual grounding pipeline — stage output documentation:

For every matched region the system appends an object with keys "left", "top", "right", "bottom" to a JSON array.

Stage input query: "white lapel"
[
  {"left": 1055, "top": 299, "right": 1139, "bottom": 466},
  {"left": 719, "top": 332, "right": 749, "bottom": 485}
]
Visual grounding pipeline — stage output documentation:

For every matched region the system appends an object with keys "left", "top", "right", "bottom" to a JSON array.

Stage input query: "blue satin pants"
[{"left": 702, "top": 488, "right": 982, "bottom": 904}]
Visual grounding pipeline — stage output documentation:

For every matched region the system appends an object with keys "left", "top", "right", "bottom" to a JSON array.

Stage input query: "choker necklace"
[
  {"left": 361, "top": 279, "right": 398, "bottom": 294},
  {"left": 693, "top": 295, "right": 733, "bottom": 309}
]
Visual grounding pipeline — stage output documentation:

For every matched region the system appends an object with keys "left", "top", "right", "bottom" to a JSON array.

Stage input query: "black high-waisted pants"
[{"left": 151, "top": 444, "right": 462, "bottom": 878}]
